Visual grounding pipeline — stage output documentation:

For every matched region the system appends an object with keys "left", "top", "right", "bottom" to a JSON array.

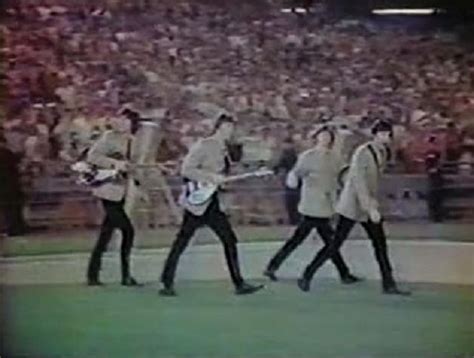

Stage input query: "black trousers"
[
  {"left": 161, "top": 196, "right": 244, "bottom": 288},
  {"left": 0, "top": 200, "right": 26, "bottom": 236},
  {"left": 87, "top": 199, "right": 135, "bottom": 281},
  {"left": 267, "top": 216, "right": 350, "bottom": 278},
  {"left": 302, "top": 215, "right": 396, "bottom": 289},
  {"left": 284, "top": 188, "right": 300, "bottom": 225}
]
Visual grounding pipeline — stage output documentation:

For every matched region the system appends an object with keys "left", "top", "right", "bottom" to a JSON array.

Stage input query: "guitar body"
[
  {"left": 71, "top": 161, "right": 122, "bottom": 187},
  {"left": 184, "top": 168, "right": 274, "bottom": 208},
  {"left": 186, "top": 182, "right": 218, "bottom": 206}
]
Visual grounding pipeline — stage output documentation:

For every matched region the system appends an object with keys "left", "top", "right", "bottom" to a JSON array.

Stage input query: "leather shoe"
[
  {"left": 383, "top": 286, "right": 411, "bottom": 296},
  {"left": 159, "top": 287, "right": 177, "bottom": 297},
  {"left": 263, "top": 269, "right": 278, "bottom": 281},
  {"left": 297, "top": 278, "right": 310, "bottom": 292},
  {"left": 341, "top": 274, "right": 363, "bottom": 284},
  {"left": 121, "top": 277, "right": 143, "bottom": 287},
  {"left": 235, "top": 282, "right": 264, "bottom": 295}
]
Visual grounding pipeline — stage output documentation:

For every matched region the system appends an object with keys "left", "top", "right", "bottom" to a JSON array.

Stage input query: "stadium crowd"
[{"left": 2, "top": 0, "right": 474, "bottom": 177}]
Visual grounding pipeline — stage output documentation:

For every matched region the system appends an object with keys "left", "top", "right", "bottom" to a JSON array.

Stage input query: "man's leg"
[
  {"left": 360, "top": 221, "right": 410, "bottom": 295},
  {"left": 299, "top": 215, "right": 356, "bottom": 291},
  {"left": 285, "top": 188, "right": 300, "bottom": 225},
  {"left": 87, "top": 200, "right": 117, "bottom": 285},
  {"left": 160, "top": 211, "right": 200, "bottom": 294},
  {"left": 110, "top": 202, "right": 140, "bottom": 286},
  {"left": 207, "top": 210, "right": 263, "bottom": 295},
  {"left": 314, "top": 218, "right": 361, "bottom": 284},
  {"left": 264, "top": 216, "right": 313, "bottom": 280}
]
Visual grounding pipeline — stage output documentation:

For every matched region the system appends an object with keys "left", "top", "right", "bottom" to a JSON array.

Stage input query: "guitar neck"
[{"left": 223, "top": 171, "right": 268, "bottom": 184}]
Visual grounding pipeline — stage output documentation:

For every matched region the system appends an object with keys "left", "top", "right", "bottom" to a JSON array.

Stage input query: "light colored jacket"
[
  {"left": 336, "top": 141, "right": 386, "bottom": 222},
  {"left": 87, "top": 130, "right": 130, "bottom": 202},
  {"left": 180, "top": 137, "right": 227, "bottom": 216},
  {"left": 292, "top": 148, "right": 342, "bottom": 218}
]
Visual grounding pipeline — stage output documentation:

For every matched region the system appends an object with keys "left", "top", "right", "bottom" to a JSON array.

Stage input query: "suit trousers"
[
  {"left": 161, "top": 196, "right": 244, "bottom": 288},
  {"left": 266, "top": 216, "right": 350, "bottom": 278},
  {"left": 302, "top": 215, "right": 396, "bottom": 289},
  {"left": 284, "top": 187, "right": 301, "bottom": 225},
  {"left": 87, "top": 199, "right": 135, "bottom": 281}
]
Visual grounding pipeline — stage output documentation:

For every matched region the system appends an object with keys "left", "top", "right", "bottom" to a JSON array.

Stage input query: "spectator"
[
  {"left": 0, "top": 136, "right": 27, "bottom": 236},
  {"left": 274, "top": 136, "right": 300, "bottom": 225}
]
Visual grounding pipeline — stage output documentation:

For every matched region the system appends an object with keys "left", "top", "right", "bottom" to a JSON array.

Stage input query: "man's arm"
[
  {"left": 352, "top": 147, "right": 376, "bottom": 213},
  {"left": 286, "top": 152, "right": 307, "bottom": 189},
  {"left": 87, "top": 131, "right": 124, "bottom": 169},
  {"left": 291, "top": 152, "right": 309, "bottom": 179}
]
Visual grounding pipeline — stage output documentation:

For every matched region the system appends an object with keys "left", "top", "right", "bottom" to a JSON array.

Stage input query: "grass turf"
[{"left": 1, "top": 280, "right": 473, "bottom": 358}]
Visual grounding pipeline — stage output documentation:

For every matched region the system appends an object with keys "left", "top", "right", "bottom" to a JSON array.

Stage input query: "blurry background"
[{"left": 1, "top": 0, "right": 473, "bottom": 246}]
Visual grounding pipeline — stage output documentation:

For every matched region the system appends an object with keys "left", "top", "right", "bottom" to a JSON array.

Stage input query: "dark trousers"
[
  {"left": 87, "top": 199, "right": 135, "bottom": 281},
  {"left": 161, "top": 197, "right": 244, "bottom": 288},
  {"left": 285, "top": 188, "right": 300, "bottom": 225},
  {"left": 267, "top": 216, "right": 350, "bottom": 278},
  {"left": 302, "top": 215, "right": 395, "bottom": 289},
  {"left": 0, "top": 200, "right": 26, "bottom": 236}
]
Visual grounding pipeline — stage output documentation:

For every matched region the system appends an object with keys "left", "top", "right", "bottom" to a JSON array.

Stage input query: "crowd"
[{"left": 2, "top": 0, "right": 474, "bottom": 178}]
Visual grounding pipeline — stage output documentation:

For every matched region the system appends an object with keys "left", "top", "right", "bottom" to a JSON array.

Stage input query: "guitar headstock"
[{"left": 254, "top": 168, "right": 274, "bottom": 177}]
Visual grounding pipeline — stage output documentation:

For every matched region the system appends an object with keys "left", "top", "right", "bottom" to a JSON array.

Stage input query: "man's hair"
[
  {"left": 212, "top": 113, "right": 235, "bottom": 133},
  {"left": 311, "top": 125, "right": 336, "bottom": 145},
  {"left": 119, "top": 107, "right": 140, "bottom": 120},
  {"left": 371, "top": 119, "right": 393, "bottom": 136}
]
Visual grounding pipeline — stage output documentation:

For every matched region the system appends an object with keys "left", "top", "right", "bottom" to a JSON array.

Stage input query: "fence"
[{"left": 24, "top": 173, "right": 474, "bottom": 230}]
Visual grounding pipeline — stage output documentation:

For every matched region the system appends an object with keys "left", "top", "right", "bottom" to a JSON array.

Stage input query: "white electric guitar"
[
  {"left": 186, "top": 168, "right": 274, "bottom": 206},
  {"left": 71, "top": 161, "right": 175, "bottom": 187}
]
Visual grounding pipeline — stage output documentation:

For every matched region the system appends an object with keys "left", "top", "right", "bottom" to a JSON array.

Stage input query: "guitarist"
[
  {"left": 264, "top": 126, "right": 361, "bottom": 284},
  {"left": 296, "top": 120, "right": 410, "bottom": 295},
  {"left": 86, "top": 108, "right": 142, "bottom": 287},
  {"left": 159, "top": 114, "right": 264, "bottom": 296}
]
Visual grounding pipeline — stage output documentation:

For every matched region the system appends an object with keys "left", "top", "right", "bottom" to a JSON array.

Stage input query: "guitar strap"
[
  {"left": 367, "top": 144, "right": 380, "bottom": 171},
  {"left": 126, "top": 136, "right": 132, "bottom": 161}
]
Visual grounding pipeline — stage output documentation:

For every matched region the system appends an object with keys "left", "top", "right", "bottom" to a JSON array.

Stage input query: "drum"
[
  {"left": 125, "top": 121, "right": 161, "bottom": 216},
  {"left": 131, "top": 121, "right": 162, "bottom": 164}
]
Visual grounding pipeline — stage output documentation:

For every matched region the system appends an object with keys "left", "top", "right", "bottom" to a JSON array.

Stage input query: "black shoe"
[
  {"left": 235, "top": 282, "right": 264, "bottom": 295},
  {"left": 263, "top": 269, "right": 278, "bottom": 281},
  {"left": 121, "top": 277, "right": 143, "bottom": 287},
  {"left": 159, "top": 286, "right": 177, "bottom": 297},
  {"left": 341, "top": 274, "right": 363, "bottom": 284},
  {"left": 87, "top": 278, "right": 104, "bottom": 286},
  {"left": 297, "top": 278, "right": 310, "bottom": 292},
  {"left": 383, "top": 286, "right": 411, "bottom": 296}
]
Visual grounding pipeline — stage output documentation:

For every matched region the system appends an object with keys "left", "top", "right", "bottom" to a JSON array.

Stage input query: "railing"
[{"left": 22, "top": 172, "right": 474, "bottom": 230}]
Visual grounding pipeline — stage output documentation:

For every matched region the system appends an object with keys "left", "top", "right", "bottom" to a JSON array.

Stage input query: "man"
[
  {"left": 263, "top": 126, "right": 360, "bottom": 284},
  {"left": 86, "top": 108, "right": 141, "bottom": 287},
  {"left": 0, "top": 135, "right": 26, "bottom": 236},
  {"left": 159, "top": 114, "right": 264, "bottom": 296},
  {"left": 274, "top": 135, "right": 300, "bottom": 225},
  {"left": 297, "top": 120, "right": 410, "bottom": 295}
]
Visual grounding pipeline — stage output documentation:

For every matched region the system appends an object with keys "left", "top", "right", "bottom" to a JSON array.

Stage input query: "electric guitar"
[
  {"left": 185, "top": 168, "right": 274, "bottom": 206},
  {"left": 71, "top": 161, "right": 175, "bottom": 187}
]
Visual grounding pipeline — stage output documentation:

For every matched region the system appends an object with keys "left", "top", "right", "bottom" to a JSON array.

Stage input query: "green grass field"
[{"left": 1, "top": 280, "right": 473, "bottom": 358}]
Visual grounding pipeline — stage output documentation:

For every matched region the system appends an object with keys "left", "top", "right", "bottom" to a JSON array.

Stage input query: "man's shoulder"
[
  {"left": 99, "top": 130, "right": 115, "bottom": 140},
  {"left": 353, "top": 142, "right": 372, "bottom": 155},
  {"left": 186, "top": 137, "right": 211, "bottom": 153},
  {"left": 299, "top": 148, "right": 316, "bottom": 159},
  {"left": 194, "top": 137, "right": 221, "bottom": 149}
]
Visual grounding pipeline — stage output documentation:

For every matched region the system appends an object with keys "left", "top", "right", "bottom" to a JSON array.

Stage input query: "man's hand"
[
  {"left": 211, "top": 174, "right": 226, "bottom": 185},
  {"left": 114, "top": 161, "right": 129, "bottom": 173},
  {"left": 369, "top": 207, "right": 382, "bottom": 223}
]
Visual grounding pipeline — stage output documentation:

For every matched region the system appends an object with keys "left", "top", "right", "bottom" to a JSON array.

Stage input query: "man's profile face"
[{"left": 376, "top": 131, "right": 392, "bottom": 144}]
